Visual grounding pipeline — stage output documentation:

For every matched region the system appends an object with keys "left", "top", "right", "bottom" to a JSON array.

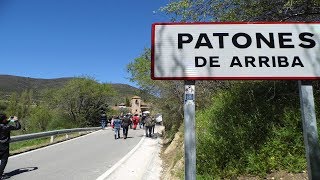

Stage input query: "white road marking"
[{"left": 96, "top": 136, "right": 146, "bottom": 180}]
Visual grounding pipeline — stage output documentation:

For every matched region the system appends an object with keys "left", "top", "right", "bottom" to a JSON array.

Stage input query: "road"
[{"left": 4, "top": 127, "right": 145, "bottom": 180}]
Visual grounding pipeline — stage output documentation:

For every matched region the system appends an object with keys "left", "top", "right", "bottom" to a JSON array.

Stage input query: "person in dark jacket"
[
  {"left": 0, "top": 114, "right": 21, "bottom": 178},
  {"left": 141, "top": 114, "right": 147, "bottom": 129},
  {"left": 100, "top": 114, "right": 106, "bottom": 129},
  {"left": 151, "top": 116, "right": 156, "bottom": 135},
  {"left": 122, "top": 114, "right": 131, "bottom": 139},
  {"left": 144, "top": 114, "right": 154, "bottom": 137}
]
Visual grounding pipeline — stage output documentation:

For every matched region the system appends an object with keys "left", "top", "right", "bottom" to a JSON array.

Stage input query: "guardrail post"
[
  {"left": 50, "top": 136, "right": 54, "bottom": 143},
  {"left": 66, "top": 134, "right": 69, "bottom": 139}
]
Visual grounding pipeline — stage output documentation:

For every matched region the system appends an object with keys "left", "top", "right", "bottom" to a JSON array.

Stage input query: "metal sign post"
[
  {"left": 298, "top": 80, "right": 320, "bottom": 179},
  {"left": 184, "top": 80, "right": 196, "bottom": 180}
]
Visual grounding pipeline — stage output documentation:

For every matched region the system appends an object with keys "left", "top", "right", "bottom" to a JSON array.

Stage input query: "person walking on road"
[
  {"left": 140, "top": 114, "right": 146, "bottom": 129},
  {"left": 144, "top": 114, "right": 154, "bottom": 137},
  {"left": 132, "top": 114, "right": 139, "bottom": 130},
  {"left": 111, "top": 115, "right": 115, "bottom": 129},
  {"left": 100, "top": 113, "right": 107, "bottom": 129},
  {"left": 129, "top": 114, "right": 133, "bottom": 129},
  {"left": 113, "top": 116, "right": 121, "bottom": 139},
  {"left": 122, "top": 114, "right": 131, "bottom": 139},
  {"left": 0, "top": 114, "right": 21, "bottom": 178},
  {"left": 151, "top": 116, "right": 156, "bottom": 135}
]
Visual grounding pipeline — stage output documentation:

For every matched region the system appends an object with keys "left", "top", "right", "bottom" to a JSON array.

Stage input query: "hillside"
[
  {"left": 0, "top": 75, "right": 72, "bottom": 94},
  {"left": 110, "top": 83, "right": 154, "bottom": 103},
  {"left": 0, "top": 75, "right": 150, "bottom": 104}
]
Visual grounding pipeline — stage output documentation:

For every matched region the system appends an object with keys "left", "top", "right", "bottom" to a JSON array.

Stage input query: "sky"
[{"left": 0, "top": 0, "right": 169, "bottom": 87}]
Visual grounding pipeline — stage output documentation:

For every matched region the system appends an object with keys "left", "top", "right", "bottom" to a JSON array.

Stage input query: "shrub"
[
  {"left": 196, "top": 81, "right": 310, "bottom": 177},
  {"left": 47, "top": 111, "right": 78, "bottom": 130},
  {"left": 27, "top": 107, "right": 52, "bottom": 132}
]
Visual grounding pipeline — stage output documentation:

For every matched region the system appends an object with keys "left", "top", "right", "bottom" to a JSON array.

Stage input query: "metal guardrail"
[{"left": 11, "top": 127, "right": 102, "bottom": 143}]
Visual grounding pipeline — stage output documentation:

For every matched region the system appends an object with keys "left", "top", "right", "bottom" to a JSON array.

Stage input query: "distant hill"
[
  {"left": 109, "top": 83, "right": 155, "bottom": 104},
  {"left": 0, "top": 75, "right": 151, "bottom": 104},
  {"left": 0, "top": 75, "right": 73, "bottom": 95}
]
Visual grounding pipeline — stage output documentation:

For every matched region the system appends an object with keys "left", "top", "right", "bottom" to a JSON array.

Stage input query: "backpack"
[
  {"left": 122, "top": 116, "right": 131, "bottom": 127},
  {"left": 145, "top": 117, "right": 152, "bottom": 127}
]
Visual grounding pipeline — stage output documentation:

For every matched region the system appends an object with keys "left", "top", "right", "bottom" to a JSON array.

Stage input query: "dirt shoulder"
[{"left": 161, "top": 127, "right": 184, "bottom": 180}]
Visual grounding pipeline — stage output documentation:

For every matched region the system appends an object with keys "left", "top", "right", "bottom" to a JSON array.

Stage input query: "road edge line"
[{"left": 96, "top": 136, "right": 146, "bottom": 180}]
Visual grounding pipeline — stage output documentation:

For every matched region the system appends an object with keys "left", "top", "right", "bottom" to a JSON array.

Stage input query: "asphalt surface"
[
  {"left": 107, "top": 125, "right": 163, "bottom": 180},
  {"left": 4, "top": 127, "right": 145, "bottom": 180}
]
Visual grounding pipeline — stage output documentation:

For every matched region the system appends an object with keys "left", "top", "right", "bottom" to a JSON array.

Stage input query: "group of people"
[{"left": 103, "top": 113, "right": 156, "bottom": 139}]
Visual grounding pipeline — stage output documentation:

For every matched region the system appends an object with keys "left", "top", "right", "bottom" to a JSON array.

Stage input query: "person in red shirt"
[{"left": 132, "top": 114, "right": 140, "bottom": 130}]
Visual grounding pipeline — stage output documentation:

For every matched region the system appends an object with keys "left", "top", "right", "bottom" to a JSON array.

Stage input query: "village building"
[
  {"left": 112, "top": 96, "right": 150, "bottom": 116},
  {"left": 118, "top": 103, "right": 126, "bottom": 108},
  {"left": 130, "top": 96, "right": 150, "bottom": 115}
]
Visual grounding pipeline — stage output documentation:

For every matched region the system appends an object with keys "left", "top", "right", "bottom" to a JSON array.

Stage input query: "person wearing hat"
[{"left": 0, "top": 113, "right": 21, "bottom": 178}]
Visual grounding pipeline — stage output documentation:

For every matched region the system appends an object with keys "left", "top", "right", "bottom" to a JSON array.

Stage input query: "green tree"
[
  {"left": 160, "top": 0, "right": 320, "bottom": 22},
  {"left": 127, "top": 48, "right": 154, "bottom": 91},
  {"left": 28, "top": 106, "right": 52, "bottom": 132},
  {"left": 45, "top": 77, "right": 115, "bottom": 127},
  {"left": 18, "top": 90, "right": 33, "bottom": 131},
  {"left": 19, "top": 90, "right": 32, "bottom": 119},
  {"left": 125, "top": 97, "right": 130, "bottom": 107},
  {"left": 4, "top": 90, "right": 34, "bottom": 132},
  {"left": 0, "top": 101, "right": 6, "bottom": 112},
  {"left": 5, "top": 92, "right": 19, "bottom": 116}
]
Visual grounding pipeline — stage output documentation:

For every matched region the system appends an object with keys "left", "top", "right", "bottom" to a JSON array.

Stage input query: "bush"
[
  {"left": 0, "top": 101, "right": 7, "bottom": 112},
  {"left": 196, "top": 81, "right": 310, "bottom": 177},
  {"left": 47, "top": 111, "right": 78, "bottom": 130},
  {"left": 26, "top": 107, "right": 52, "bottom": 132},
  {"left": 27, "top": 107, "right": 80, "bottom": 132}
]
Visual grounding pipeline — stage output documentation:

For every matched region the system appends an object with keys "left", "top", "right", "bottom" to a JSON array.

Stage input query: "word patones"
[{"left": 178, "top": 32, "right": 316, "bottom": 49}]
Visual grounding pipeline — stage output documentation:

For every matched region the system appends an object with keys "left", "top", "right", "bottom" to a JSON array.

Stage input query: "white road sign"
[{"left": 151, "top": 22, "right": 320, "bottom": 80}]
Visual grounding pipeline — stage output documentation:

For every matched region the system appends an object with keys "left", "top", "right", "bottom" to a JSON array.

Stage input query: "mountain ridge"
[{"left": 0, "top": 75, "right": 144, "bottom": 104}]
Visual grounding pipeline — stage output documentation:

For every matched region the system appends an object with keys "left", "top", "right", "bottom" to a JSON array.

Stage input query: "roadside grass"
[
  {"left": 10, "top": 132, "right": 91, "bottom": 155},
  {"left": 196, "top": 81, "right": 309, "bottom": 178}
]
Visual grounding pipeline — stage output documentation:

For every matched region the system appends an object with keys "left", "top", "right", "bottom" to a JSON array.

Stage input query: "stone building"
[{"left": 130, "top": 96, "right": 149, "bottom": 115}]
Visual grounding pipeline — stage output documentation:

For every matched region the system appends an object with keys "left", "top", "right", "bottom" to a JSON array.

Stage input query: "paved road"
[{"left": 4, "top": 127, "right": 145, "bottom": 180}]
